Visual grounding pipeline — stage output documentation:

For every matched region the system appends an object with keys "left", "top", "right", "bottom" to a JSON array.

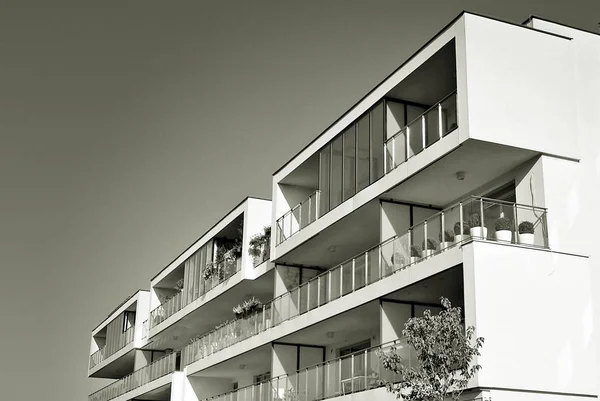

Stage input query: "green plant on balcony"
[
  {"left": 468, "top": 213, "right": 481, "bottom": 228},
  {"left": 422, "top": 238, "right": 438, "bottom": 251},
  {"left": 173, "top": 278, "right": 184, "bottom": 292},
  {"left": 494, "top": 215, "right": 513, "bottom": 242},
  {"left": 202, "top": 261, "right": 222, "bottom": 281},
  {"left": 439, "top": 229, "right": 455, "bottom": 243},
  {"left": 233, "top": 296, "right": 263, "bottom": 319},
  {"left": 410, "top": 245, "right": 422, "bottom": 258},
  {"left": 249, "top": 225, "right": 271, "bottom": 262},
  {"left": 453, "top": 221, "right": 470, "bottom": 236},
  {"left": 468, "top": 213, "right": 487, "bottom": 238},
  {"left": 518, "top": 221, "right": 535, "bottom": 234}
]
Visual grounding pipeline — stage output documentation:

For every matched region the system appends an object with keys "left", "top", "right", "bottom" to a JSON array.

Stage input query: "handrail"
[
  {"left": 149, "top": 256, "right": 241, "bottom": 328},
  {"left": 276, "top": 189, "right": 320, "bottom": 223},
  {"left": 385, "top": 89, "right": 457, "bottom": 145},
  {"left": 184, "top": 196, "right": 548, "bottom": 367},
  {"left": 208, "top": 338, "right": 407, "bottom": 399},
  {"left": 89, "top": 326, "right": 135, "bottom": 369},
  {"left": 88, "top": 352, "right": 177, "bottom": 401}
]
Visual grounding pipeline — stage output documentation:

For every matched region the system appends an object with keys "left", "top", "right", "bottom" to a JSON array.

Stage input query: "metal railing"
[
  {"left": 89, "top": 326, "right": 135, "bottom": 369},
  {"left": 203, "top": 339, "right": 411, "bottom": 401},
  {"left": 88, "top": 352, "right": 177, "bottom": 401},
  {"left": 384, "top": 90, "right": 457, "bottom": 173},
  {"left": 275, "top": 190, "right": 320, "bottom": 245},
  {"left": 149, "top": 257, "right": 241, "bottom": 329},
  {"left": 183, "top": 196, "right": 547, "bottom": 368}
]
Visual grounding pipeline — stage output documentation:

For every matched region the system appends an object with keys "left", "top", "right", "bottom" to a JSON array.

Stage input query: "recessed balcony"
[{"left": 88, "top": 352, "right": 177, "bottom": 401}]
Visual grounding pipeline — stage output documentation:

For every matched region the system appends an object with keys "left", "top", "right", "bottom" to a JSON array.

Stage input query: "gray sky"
[{"left": 0, "top": 1, "right": 598, "bottom": 400}]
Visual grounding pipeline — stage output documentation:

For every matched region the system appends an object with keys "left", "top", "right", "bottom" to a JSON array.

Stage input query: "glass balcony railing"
[
  {"left": 385, "top": 90, "right": 457, "bottom": 173},
  {"left": 276, "top": 190, "right": 320, "bottom": 245},
  {"left": 203, "top": 339, "right": 412, "bottom": 401},
  {"left": 142, "top": 319, "right": 149, "bottom": 340},
  {"left": 276, "top": 91, "right": 458, "bottom": 246},
  {"left": 183, "top": 196, "right": 548, "bottom": 368},
  {"left": 149, "top": 257, "right": 241, "bottom": 329},
  {"left": 88, "top": 352, "right": 177, "bottom": 401},
  {"left": 89, "top": 326, "right": 135, "bottom": 369}
]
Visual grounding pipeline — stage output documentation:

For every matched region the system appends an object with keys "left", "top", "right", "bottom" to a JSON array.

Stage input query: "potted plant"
[
  {"left": 518, "top": 221, "right": 535, "bottom": 245},
  {"left": 453, "top": 221, "right": 470, "bottom": 243},
  {"left": 494, "top": 215, "right": 512, "bottom": 242},
  {"left": 422, "top": 238, "right": 438, "bottom": 257},
  {"left": 249, "top": 226, "right": 271, "bottom": 266},
  {"left": 410, "top": 245, "right": 422, "bottom": 264},
  {"left": 468, "top": 213, "right": 487, "bottom": 239},
  {"left": 439, "top": 229, "right": 455, "bottom": 250},
  {"left": 233, "top": 296, "right": 263, "bottom": 319},
  {"left": 391, "top": 252, "right": 406, "bottom": 268}
]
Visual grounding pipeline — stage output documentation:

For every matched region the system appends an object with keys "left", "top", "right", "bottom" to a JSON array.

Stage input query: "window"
[
  {"left": 343, "top": 126, "right": 356, "bottom": 201},
  {"left": 339, "top": 340, "right": 371, "bottom": 357},
  {"left": 122, "top": 311, "right": 135, "bottom": 332},
  {"left": 254, "top": 372, "right": 271, "bottom": 383}
]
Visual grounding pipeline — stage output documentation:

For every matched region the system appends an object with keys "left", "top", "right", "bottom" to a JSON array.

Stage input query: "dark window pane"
[
  {"left": 343, "top": 126, "right": 356, "bottom": 201},
  {"left": 330, "top": 136, "right": 343, "bottom": 209},
  {"left": 370, "top": 103, "right": 384, "bottom": 182},
  {"left": 319, "top": 145, "right": 331, "bottom": 215},
  {"left": 356, "top": 115, "right": 370, "bottom": 192}
]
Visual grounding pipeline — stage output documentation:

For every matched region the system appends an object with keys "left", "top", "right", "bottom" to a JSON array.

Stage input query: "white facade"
[{"left": 87, "top": 12, "right": 599, "bottom": 401}]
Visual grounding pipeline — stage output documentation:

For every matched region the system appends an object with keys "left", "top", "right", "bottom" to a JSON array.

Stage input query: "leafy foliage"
[
  {"left": 468, "top": 213, "right": 481, "bottom": 228},
  {"left": 422, "top": 238, "right": 438, "bottom": 251},
  {"left": 453, "top": 221, "right": 470, "bottom": 235},
  {"left": 233, "top": 296, "right": 263, "bottom": 318},
  {"left": 249, "top": 225, "right": 271, "bottom": 258},
  {"left": 377, "top": 297, "right": 484, "bottom": 401},
  {"left": 518, "top": 221, "right": 534, "bottom": 234},
  {"left": 439, "top": 229, "right": 455, "bottom": 242},
  {"left": 410, "top": 245, "right": 422, "bottom": 258},
  {"left": 495, "top": 216, "right": 512, "bottom": 231}
]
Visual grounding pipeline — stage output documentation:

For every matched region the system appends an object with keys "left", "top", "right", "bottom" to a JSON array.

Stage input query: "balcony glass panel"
[
  {"left": 89, "top": 326, "right": 135, "bottom": 369},
  {"left": 356, "top": 114, "right": 370, "bottom": 192},
  {"left": 343, "top": 126, "right": 356, "bottom": 202},
  {"left": 370, "top": 103, "right": 384, "bottom": 182},
  {"left": 440, "top": 92, "right": 458, "bottom": 136}
]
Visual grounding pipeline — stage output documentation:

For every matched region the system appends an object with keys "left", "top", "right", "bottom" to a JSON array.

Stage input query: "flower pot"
[
  {"left": 440, "top": 241, "right": 452, "bottom": 250},
  {"left": 410, "top": 256, "right": 420, "bottom": 264},
  {"left": 470, "top": 227, "right": 488, "bottom": 239},
  {"left": 495, "top": 230, "right": 512, "bottom": 242},
  {"left": 454, "top": 234, "right": 470, "bottom": 243},
  {"left": 518, "top": 233, "right": 535, "bottom": 245},
  {"left": 423, "top": 249, "right": 434, "bottom": 257}
]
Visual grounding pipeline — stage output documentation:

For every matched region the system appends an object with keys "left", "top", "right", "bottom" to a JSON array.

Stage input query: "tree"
[{"left": 377, "top": 297, "right": 484, "bottom": 401}]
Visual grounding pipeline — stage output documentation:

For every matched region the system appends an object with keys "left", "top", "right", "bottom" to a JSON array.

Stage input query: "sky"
[{"left": 0, "top": 1, "right": 598, "bottom": 400}]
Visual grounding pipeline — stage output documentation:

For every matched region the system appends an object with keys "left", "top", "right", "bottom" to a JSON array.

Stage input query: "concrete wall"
[
  {"left": 463, "top": 241, "right": 596, "bottom": 396},
  {"left": 243, "top": 198, "right": 272, "bottom": 278},
  {"left": 462, "top": 14, "right": 579, "bottom": 160}
]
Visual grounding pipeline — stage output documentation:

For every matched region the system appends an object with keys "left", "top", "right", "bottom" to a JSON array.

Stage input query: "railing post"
[
  {"left": 365, "top": 251, "right": 369, "bottom": 284},
  {"left": 441, "top": 211, "right": 445, "bottom": 249},
  {"left": 364, "top": 349, "right": 368, "bottom": 390},
  {"left": 407, "top": 228, "right": 412, "bottom": 262},
  {"left": 339, "top": 265, "right": 343, "bottom": 296},
  {"left": 317, "top": 276, "right": 321, "bottom": 307},
  {"left": 351, "top": 259, "right": 356, "bottom": 292},
  {"left": 479, "top": 197, "right": 485, "bottom": 239},
  {"left": 298, "top": 202, "right": 302, "bottom": 230},
  {"left": 513, "top": 203, "right": 518, "bottom": 243},
  {"left": 406, "top": 126, "right": 410, "bottom": 158},
  {"left": 262, "top": 304, "right": 266, "bottom": 331},
  {"left": 424, "top": 220, "right": 428, "bottom": 252},
  {"left": 459, "top": 202, "right": 464, "bottom": 238},
  {"left": 308, "top": 195, "right": 312, "bottom": 224},
  {"left": 327, "top": 270, "right": 332, "bottom": 302},
  {"left": 315, "top": 191, "right": 320, "bottom": 220},
  {"left": 391, "top": 135, "right": 396, "bottom": 169},
  {"left": 421, "top": 115, "right": 426, "bottom": 149},
  {"left": 306, "top": 281, "right": 311, "bottom": 312},
  {"left": 438, "top": 103, "right": 444, "bottom": 140},
  {"left": 351, "top": 354, "right": 355, "bottom": 393}
]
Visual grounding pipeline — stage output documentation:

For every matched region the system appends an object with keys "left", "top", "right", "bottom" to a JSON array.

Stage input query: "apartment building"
[{"left": 87, "top": 12, "right": 599, "bottom": 401}]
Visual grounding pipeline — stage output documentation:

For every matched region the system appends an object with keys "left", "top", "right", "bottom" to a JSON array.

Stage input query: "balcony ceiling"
[
  {"left": 136, "top": 383, "right": 172, "bottom": 401},
  {"left": 190, "top": 344, "right": 272, "bottom": 378},
  {"left": 90, "top": 348, "right": 135, "bottom": 379},
  {"left": 387, "top": 39, "right": 457, "bottom": 106},
  {"left": 384, "top": 139, "right": 538, "bottom": 208}
]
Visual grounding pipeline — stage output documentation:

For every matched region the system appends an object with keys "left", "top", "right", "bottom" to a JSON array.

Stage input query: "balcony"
[
  {"left": 149, "top": 257, "right": 241, "bottom": 329},
  {"left": 275, "top": 90, "right": 458, "bottom": 246},
  {"left": 88, "top": 352, "right": 177, "bottom": 401},
  {"left": 184, "top": 196, "right": 548, "bottom": 368},
  {"left": 90, "top": 326, "right": 134, "bottom": 369},
  {"left": 202, "top": 339, "right": 411, "bottom": 401}
]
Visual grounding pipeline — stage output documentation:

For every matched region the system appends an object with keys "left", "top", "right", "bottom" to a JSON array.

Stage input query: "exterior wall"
[
  {"left": 243, "top": 198, "right": 272, "bottom": 278},
  {"left": 462, "top": 241, "right": 596, "bottom": 396},
  {"left": 462, "top": 14, "right": 579, "bottom": 160}
]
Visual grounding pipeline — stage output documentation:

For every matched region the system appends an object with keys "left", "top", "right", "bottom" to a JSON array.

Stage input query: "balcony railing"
[
  {"left": 203, "top": 339, "right": 412, "bottom": 401},
  {"left": 385, "top": 90, "right": 457, "bottom": 173},
  {"left": 149, "top": 257, "right": 241, "bottom": 329},
  {"left": 183, "top": 196, "right": 547, "bottom": 368},
  {"left": 88, "top": 352, "right": 177, "bottom": 401},
  {"left": 275, "top": 91, "right": 458, "bottom": 246},
  {"left": 276, "top": 190, "right": 320, "bottom": 245},
  {"left": 142, "top": 319, "right": 149, "bottom": 340},
  {"left": 89, "top": 326, "right": 135, "bottom": 369}
]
